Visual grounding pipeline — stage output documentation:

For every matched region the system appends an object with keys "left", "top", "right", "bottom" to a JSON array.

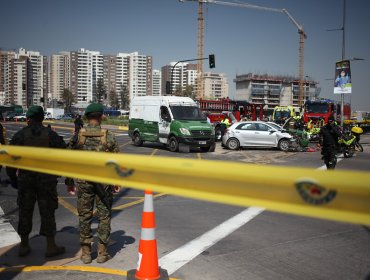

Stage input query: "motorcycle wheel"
[
  {"left": 355, "top": 141, "right": 363, "bottom": 152},
  {"left": 343, "top": 146, "right": 355, "bottom": 158}
]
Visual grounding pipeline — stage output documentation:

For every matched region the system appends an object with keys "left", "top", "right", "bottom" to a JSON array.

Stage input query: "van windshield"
[{"left": 170, "top": 106, "right": 206, "bottom": 121}]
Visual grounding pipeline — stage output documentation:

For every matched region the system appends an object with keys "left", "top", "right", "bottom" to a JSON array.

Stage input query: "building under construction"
[{"left": 234, "top": 73, "right": 320, "bottom": 114}]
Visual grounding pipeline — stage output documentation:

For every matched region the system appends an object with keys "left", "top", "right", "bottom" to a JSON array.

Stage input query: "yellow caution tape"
[{"left": 0, "top": 146, "right": 369, "bottom": 225}]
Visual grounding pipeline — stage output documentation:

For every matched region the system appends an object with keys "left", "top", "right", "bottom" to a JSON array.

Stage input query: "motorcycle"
[{"left": 337, "top": 128, "right": 356, "bottom": 158}]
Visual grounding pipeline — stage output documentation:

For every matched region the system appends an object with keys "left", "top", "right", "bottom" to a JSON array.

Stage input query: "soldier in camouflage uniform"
[
  {"left": 65, "top": 103, "right": 119, "bottom": 264},
  {"left": 6, "top": 105, "right": 66, "bottom": 257}
]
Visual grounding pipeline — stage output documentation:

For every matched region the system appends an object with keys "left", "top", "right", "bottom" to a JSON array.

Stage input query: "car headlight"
[{"left": 179, "top": 128, "right": 191, "bottom": 135}]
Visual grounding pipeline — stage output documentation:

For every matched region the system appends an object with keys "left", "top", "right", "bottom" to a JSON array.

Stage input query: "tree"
[
  {"left": 108, "top": 90, "right": 119, "bottom": 109},
  {"left": 119, "top": 83, "right": 130, "bottom": 110},
  {"left": 182, "top": 85, "right": 195, "bottom": 99},
  {"left": 174, "top": 85, "right": 183, "bottom": 96},
  {"left": 62, "top": 88, "right": 76, "bottom": 113},
  {"left": 96, "top": 78, "right": 106, "bottom": 104},
  {"left": 174, "top": 85, "right": 195, "bottom": 99}
]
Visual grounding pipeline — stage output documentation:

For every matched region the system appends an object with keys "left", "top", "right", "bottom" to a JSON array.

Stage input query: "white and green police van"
[{"left": 129, "top": 96, "right": 215, "bottom": 152}]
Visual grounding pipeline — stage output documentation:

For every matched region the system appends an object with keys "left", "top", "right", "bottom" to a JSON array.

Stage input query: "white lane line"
[
  {"left": 0, "top": 206, "right": 20, "bottom": 248},
  {"left": 317, "top": 154, "right": 343, "bottom": 170},
  {"left": 159, "top": 207, "right": 264, "bottom": 275}
]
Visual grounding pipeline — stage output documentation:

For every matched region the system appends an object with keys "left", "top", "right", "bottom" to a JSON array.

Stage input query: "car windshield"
[
  {"left": 267, "top": 122, "right": 282, "bottom": 131},
  {"left": 274, "top": 110, "right": 290, "bottom": 120},
  {"left": 170, "top": 106, "right": 206, "bottom": 121}
]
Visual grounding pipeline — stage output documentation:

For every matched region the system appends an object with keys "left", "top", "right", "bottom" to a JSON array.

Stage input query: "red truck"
[
  {"left": 198, "top": 98, "right": 265, "bottom": 140},
  {"left": 304, "top": 99, "right": 351, "bottom": 124}
]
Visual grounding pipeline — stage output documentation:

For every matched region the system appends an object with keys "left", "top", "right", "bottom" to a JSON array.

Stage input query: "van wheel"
[
  {"left": 201, "top": 143, "right": 215, "bottom": 152},
  {"left": 215, "top": 127, "right": 222, "bottom": 142},
  {"left": 133, "top": 132, "right": 143, "bottom": 146},
  {"left": 168, "top": 136, "right": 179, "bottom": 152}
]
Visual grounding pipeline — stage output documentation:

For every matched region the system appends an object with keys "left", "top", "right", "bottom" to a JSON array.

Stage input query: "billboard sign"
[{"left": 334, "top": 60, "right": 351, "bottom": 94}]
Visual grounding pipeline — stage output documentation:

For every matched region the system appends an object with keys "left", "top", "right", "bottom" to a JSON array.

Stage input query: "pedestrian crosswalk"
[{"left": 0, "top": 206, "right": 20, "bottom": 248}]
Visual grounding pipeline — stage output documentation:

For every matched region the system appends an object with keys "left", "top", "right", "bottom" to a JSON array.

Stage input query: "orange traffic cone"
[{"left": 127, "top": 190, "right": 168, "bottom": 280}]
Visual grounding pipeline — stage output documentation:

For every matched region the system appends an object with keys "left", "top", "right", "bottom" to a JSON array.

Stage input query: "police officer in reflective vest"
[
  {"left": 65, "top": 103, "right": 119, "bottom": 264},
  {"left": 6, "top": 105, "right": 66, "bottom": 257}
]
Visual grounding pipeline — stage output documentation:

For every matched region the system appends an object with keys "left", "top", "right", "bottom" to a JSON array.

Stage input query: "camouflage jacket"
[{"left": 66, "top": 124, "right": 119, "bottom": 185}]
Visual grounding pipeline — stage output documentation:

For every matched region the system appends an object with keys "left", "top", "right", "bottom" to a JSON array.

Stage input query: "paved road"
[{"left": 1, "top": 121, "right": 369, "bottom": 280}]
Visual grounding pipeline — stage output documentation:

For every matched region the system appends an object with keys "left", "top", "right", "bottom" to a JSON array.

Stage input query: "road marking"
[
  {"left": 159, "top": 207, "right": 264, "bottom": 275},
  {"left": 119, "top": 140, "right": 132, "bottom": 149},
  {"left": 0, "top": 206, "right": 20, "bottom": 248},
  {"left": 317, "top": 155, "right": 343, "bottom": 170},
  {"left": 58, "top": 197, "right": 78, "bottom": 215},
  {"left": 150, "top": 149, "right": 158, "bottom": 156},
  {"left": 0, "top": 265, "right": 179, "bottom": 279}
]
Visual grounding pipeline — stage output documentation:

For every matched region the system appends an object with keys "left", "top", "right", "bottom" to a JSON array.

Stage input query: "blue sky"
[{"left": 1, "top": 0, "right": 369, "bottom": 111}]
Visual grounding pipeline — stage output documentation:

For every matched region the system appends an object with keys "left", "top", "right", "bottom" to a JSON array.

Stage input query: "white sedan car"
[{"left": 222, "top": 121, "right": 293, "bottom": 151}]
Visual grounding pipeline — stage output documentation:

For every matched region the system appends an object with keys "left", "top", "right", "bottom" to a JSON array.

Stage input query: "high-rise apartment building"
[
  {"left": 128, "top": 52, "right": 152, "bottom": 99},
  {"left": 0, "top": 50, "right": 16, "bottom": 104},
  {"left": 18, "top": 48, "right": 45, "bottom": 107},
  {"left": 203, "top": 72, "right": 229, "bottom": 99},
  {"left": 70, "top": 48, "right": 103, "bottom": 103},
  {"left": 161, "top": 62, "right": 197, "bottom": 95},
  {"left": 152, "top": 70, "right": 161, "bottom": 96},
  {"left": 50, "top": 52, "right": 70, "bottom": 101}
]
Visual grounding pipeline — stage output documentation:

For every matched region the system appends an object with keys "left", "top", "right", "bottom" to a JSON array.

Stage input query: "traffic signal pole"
[{"left": 167, "top": 55, "right": 215, "bottom": 95}]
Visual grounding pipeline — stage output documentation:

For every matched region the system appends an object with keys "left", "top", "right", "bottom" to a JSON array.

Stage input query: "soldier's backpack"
[{"left": 76, "top": 127, "right": 108, "bottom": 152}]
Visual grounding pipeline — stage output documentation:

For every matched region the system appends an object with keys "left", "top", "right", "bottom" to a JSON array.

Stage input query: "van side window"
[{"left": 160, "top": 106, "right": 171, "bottom": 122}]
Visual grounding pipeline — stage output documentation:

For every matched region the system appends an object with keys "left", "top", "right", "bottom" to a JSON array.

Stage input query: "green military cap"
[
  {"left": 26, "top": 105, "right": 44, "bottom": 119},
  {"left": 85, "top": 103, "right": 104, "bottom": 115}
]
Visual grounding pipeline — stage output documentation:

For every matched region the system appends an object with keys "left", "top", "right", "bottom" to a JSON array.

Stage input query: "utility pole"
[{"left": 340, "top": 0, "right": 346, "bottom": 127}]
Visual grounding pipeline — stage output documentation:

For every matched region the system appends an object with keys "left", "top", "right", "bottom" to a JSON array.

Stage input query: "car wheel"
[
  {"left": 133, "top": 132, "right": 143, "bottom": 146},
  {"left": 278, "top": 139, "right": 290, "bottom": 151},
  {"left": 168, "top": 136, "right": 179, "bottom": 152},
  {"left": 226, "top": 138, "right": 240, "bottom": 150}
]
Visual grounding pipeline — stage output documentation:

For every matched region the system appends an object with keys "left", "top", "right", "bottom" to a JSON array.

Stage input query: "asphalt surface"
[{"left": 1, "top": 121, "right": 369, "bottom": 280}]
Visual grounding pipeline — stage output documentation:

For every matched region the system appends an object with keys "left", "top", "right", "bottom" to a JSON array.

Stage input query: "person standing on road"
[
  {"left": 318, "top": 115, "right": 342, "bottom": 169},
  {"left": 65, "top": 103, "right": 119, "bottom": 264},
  {"left": 220, "top": 115, "right": 230, "bottom": 138},
  {"left": 74, "top": 114, "right": 84, "bottom": 134},
  {"left": 6, "top": 105, "right": 67, "bottom": 257}
]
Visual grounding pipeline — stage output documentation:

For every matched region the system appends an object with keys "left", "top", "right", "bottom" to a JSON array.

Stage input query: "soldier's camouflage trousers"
[
  {"left": 77, "top": 182, "right": 113, "bottom": 244},
  {"left": 17, "top": 173, "right": 59, "bottom": 236}
]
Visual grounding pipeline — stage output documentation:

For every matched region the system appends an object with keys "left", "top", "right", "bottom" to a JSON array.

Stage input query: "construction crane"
[{"left": 179, "top": 0, "right": 307, "bottom": 106}]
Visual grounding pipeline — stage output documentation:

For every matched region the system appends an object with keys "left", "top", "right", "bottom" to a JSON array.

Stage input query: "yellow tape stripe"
[{"left": 1, "top": 146, "right": 370, "bottom": 225}]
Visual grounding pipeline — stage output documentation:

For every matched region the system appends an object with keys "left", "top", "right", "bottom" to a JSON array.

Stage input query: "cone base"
[{"left": 127, "top": 267, "right": 169, "bottom": 280}]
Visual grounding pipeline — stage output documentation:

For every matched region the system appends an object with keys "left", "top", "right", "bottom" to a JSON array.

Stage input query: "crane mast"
[
  {"left": 180, "top": 0, "right": 307, "bottom": 107},
  {"left": 197, "top": 1, "right": 205, "bottom": 99}
]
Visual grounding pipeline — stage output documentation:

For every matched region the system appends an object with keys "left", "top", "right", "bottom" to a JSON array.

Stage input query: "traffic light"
[{"left": 209, "top": 54, "right": 215, "bottom": 69}]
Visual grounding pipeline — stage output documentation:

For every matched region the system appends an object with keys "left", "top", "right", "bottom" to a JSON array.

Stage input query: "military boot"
[
  {"left": 80, "top": 243, "right": 92, "bottom": 264},
  {"left": 96, "top": 243, "right": 111, "bottom": 263},
  {"left": 45, "top": 236, "right": 65, "bottom": 257},
  {"left": 18, "top": 235, "right": 31, "bottom": 257}
]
